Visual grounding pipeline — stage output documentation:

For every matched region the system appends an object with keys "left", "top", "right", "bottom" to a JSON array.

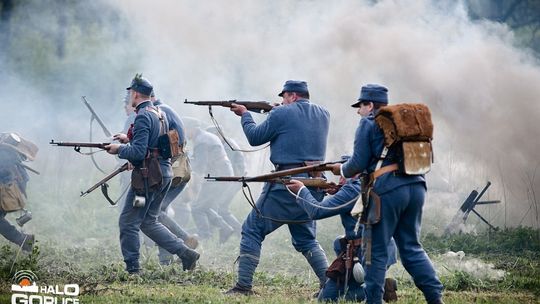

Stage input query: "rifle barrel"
[
  {"left": 20, "top": 164, "right": 40, "bottom": 175},
  {"left": 184, "top": 99, "right": 273, "bottom": 113},
  {"left": 82, "top": 96, "right": 112, "bottom": 137},
  {"left": 81, "top": 163, "right": 129, "bottom": 196},
  {"left": 50, "top": 140, "right": 110, "bottom": 149},
  {"left": 244, "top": 161, "right": 345, "bottom": 182}
]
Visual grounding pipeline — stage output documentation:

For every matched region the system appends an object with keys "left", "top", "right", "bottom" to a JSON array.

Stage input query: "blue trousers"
[
  {"left": 236, "top": 183, "right": 329, "bottom": 289},
  {"left": 157, "top": 181, "right": 191, "bottom": 264},
  {"left": 365, "top": 183, "right": 443, "bottom": 304},
  {"left": 0, "top": 211, "right": 25, "bottom": 246},
  {"left": 119, "top": 177, "right": 189, "bottom": 272}
]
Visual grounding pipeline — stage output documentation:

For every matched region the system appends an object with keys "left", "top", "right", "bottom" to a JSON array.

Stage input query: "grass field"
[{"left": 1, "top": 225, "right": 539, "bottom": 303}]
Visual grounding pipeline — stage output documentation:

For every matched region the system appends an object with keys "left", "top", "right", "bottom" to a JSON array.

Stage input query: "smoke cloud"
[{"left": 1, "top": 0, "right": 539, "bottom": 247}]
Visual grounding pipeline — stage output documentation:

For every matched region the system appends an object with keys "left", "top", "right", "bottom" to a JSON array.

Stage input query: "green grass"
[{"left": 1, "top": 227, "right": 539, "bottom": 303}]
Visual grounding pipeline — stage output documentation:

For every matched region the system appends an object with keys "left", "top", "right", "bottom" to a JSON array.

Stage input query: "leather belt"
[{"left": 370, "top": 164, "right": 399, "bottom": 180}]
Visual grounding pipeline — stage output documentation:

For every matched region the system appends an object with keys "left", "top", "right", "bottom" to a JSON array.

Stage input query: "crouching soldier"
[
  {"left": 0, "top": 133, "right": 37, "bottom": 252},
  {"left": 287, "top": 157, "right": 398, "bottom": 302},
  {"left": 106, "top": 75, "right": 199, "bottom": 273}
]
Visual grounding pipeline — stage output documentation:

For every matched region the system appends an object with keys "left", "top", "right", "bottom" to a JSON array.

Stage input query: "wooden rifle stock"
[
  {"left": 80, "top": 162, "right": 129, "bottom": 197},
  {"left": 184, "top": 99, "right": 274, "bottom": 114}
]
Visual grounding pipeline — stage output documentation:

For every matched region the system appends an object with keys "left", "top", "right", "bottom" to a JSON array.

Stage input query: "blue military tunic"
[
  {"left": 340, "top": 111, "right": 443, "bottom": 304},
  {"left": 240, "top": 99, "right": 330, "bottom": 220},
  {"left": 235, "top": 98, "right": 331, "bottom": 289},
  {"left": 116, "top": 100, "right": 189, "bottom": 273},
  {"left": 118, "top": 101, "right": 172, "bottom": 178}
]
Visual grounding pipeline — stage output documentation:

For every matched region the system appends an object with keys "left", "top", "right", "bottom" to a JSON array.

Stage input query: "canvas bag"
[{"left": 0, "top": 182, "right": 25, "bottom": 212}]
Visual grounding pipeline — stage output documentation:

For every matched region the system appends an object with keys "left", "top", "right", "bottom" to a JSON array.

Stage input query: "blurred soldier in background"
[
  {"left": 287, "top": 156, "right": 398, "bottom": 302},
  {"left": 0, "top": 133, "right": 37, "bottom": 252},
  {"left": 183, "top": 118, "right": 236, "bottom": 243},
  {"left": 205, "top": 126, "right": 245, "bottom": 236},
  {"left": 151, "top": 91, "right": 199, "bottom": 265}
]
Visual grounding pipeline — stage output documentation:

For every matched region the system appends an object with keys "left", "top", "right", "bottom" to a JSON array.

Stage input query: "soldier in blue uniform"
[
  {"left": 105, "top": 75, "right": 199, "bottom": 273},
  {"left": 287, "top": 159, "right": 398, "bottom": 302},
  {"left": 205, "top": 126, "right": 245, "bottom": 235},
  {"left": 329, "top": 84, "right": 444, "bottom": 304},
  {"left": 183, "top": 119, "right": 236, "bottom": 243},
  {"left": 226, "top": 80, "right": 330, "bottom": 295},
  {"left": 151, "top": 92, "right": 199, "bottom": 265}
]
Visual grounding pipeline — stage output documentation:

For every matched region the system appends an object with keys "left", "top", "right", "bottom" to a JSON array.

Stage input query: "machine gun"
[
  {"left": 49, "top": 140, "right": 110, "bottom": 153},
  {"left": 80, "top": 163, "right": 129, "bottom": 205},
  {"left": 184, "top": 99, "right": 274, "bottom": 114},
  {"left": 445, "top": 181, "right": 500, "bottom": 234}
]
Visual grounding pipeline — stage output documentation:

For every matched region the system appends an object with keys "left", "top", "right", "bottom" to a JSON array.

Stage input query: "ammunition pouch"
[
  {"left": 158, "top": 129, "right": 180, "bottom": 159},
  {"left": 0, "top": 182, "right": 25, "bottom": 212},
  {"left": 131, "top": 156, "right": 162, "bottom": 195}
]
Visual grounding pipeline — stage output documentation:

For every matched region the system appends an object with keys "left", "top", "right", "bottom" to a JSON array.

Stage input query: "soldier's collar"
[{"left": 135, "top": 100, "right": 152, "bottom": 113}]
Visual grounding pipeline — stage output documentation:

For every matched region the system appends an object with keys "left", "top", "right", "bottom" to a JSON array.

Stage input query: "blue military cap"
[
  {"left": 126, "top": 73, "right": 153, "bottom": 96},
  {"left": 278, "top": 80, "right": 309, "bottom": 97},
  {"left": 351, "top": 84, "right": 388, "bottom": 107}
]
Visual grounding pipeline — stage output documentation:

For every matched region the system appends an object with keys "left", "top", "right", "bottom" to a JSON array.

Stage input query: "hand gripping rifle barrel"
[
  {"left": 50, "top": 140, "right": 110, "bottom": 153},
  {"left": 184, "top": 99, "right": 274, "bottom": 114}
]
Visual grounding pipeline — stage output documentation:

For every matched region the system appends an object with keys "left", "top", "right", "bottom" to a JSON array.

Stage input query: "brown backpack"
[{"left": 375, "top": 103, "right": 434, "bottom": 175}]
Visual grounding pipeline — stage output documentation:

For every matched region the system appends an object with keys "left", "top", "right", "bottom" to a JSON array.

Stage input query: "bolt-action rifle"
[
  {"left": 207, "top": 176, "right": 337, "bottom": 189},
  {"left": 184, "top": 99, "right": 274, "bottom": 114},
  {"left": 80, "top": 162, "right": 129, "bottom": 205},
  {"left": 49, "top": 140, "right": 110, "bottom": 153},
  {"left": 205, "top": 160, "right": 345, "bottom": 188}
]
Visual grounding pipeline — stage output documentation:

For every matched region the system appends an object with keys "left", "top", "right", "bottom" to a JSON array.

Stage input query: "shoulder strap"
[{"left": 145, "top": 106, "right": 167, "bottom": 136}]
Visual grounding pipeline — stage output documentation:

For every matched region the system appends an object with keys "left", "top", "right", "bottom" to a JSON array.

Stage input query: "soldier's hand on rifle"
[
  {"left": 113, "top": 133, "right": 129, "bottom": 144},
  {"left": 286, "top": 179, "right": 305, "bottom": 194},
  {"left": 230, "top": 103, "right": 248, "bottom": 116},
  {"left": 105, "top": 143, "right": 120, "bottom": 155},
  {"left": 329, "top": 163, "right": 342, "bottom": 176}
]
